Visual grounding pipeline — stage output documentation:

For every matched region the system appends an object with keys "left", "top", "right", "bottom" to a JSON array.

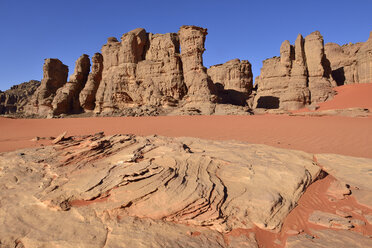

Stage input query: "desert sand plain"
[{"left": 0, "top": 83, "right": 371, "bottom": 248}]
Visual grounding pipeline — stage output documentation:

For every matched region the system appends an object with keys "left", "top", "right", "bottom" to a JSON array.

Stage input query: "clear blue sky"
[{"left": 0, "top": 0, "right": 371, "bottom": 91}]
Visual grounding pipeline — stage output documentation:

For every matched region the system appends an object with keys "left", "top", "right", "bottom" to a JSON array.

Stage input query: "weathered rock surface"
[
  {"left": 254, "top": 31, "right": 335, "bottom": 110},
  {"left": 0, "top": 134, "right": 371, "bottom": 247},
  {"left": 325, "top": 31, "right": 372, "bottom": 85},
  {"left": 26, "top": 59, "right": 68, "bottom": 116},
  {"left": 286, "top": 229, "right": 372, "bottom": 248},
  {"left": 0, "top": 80, "right": 40, "bottom": 115},
  {"left": 208, "top": 59, "right": 253, "bottom": 105},
  {"left": 316, "top": 153, "right": 372, "bottom": 206},
  {"left": 308, "top": 211, "right": 353, "bottom": 229},
  {"left": 52, "top": 54, "right": 91, "bottom": 115},
  {"left": 0, "top": 133, "right": 322, "bottom": 247}
]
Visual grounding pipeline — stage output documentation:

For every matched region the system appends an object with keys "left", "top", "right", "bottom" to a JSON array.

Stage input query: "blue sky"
[{"left": 0, "top": 0, "right": 371, "bottom": 91}]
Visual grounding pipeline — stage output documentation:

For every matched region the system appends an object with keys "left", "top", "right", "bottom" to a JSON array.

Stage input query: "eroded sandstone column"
[
  {"left": 79, "top": 53, "right": 103, "bottom": 111},
  {"left": 52, "top": 54, "right": 90, "bottom": 115},
  {"left": 26, "top": 58, "right": 68, "bottom": 116},
  {"left": 178, "top": 25, "right": 216, "bottom": 102},
  {"left": 304, "top": 31, "right": 334, "bottom": 103}
]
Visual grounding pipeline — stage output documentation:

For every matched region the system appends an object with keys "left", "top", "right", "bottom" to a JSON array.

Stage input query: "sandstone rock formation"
[
  {"left": 4, "top": 27, "right": 372, "bottom": 117},
  {"left": 254, "top": 31, "right": 335, "bottom": 110},
  {"left": 79, "top": 53, "right": 104, "bottom": 111},
  {"left": 26, "top": 59, "right": 68, "bottom": 116},
  {"left": 0, "top": 80, "right": 40, "bottom": 115},
  {"left": 325, "top": 31, "right": 372, "bottom": 85},
  {"left": 0, "top": 133, "right": 371, "bottom": 247},
  {"left": 52, "top": 54, "right": 90, "bottom": 115},
  {"left": 208, "top": 59, "right": 253, "bottom": 105},
  {"left": 178, "top": 26, "right": 217, "bottom": 102},
  {"left": 94, "top": 28, "right": 187, "bottom": 114}
]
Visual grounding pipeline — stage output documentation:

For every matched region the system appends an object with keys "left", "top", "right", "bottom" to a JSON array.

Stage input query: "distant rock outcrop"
[
  {"left": 254, "top": 31, "right": 335, "bottom": 110},
  {"left": 26, "top": 59, "right": 68, "bottom": 116},
  {"left": 208, "top": 59, "right": 253, "bottom": 106},
  {"left": 3, "top": 27, "right": 371, "bottom": 117},
  {"left": 325, "top": 31, "right": 372, "bottom": 85},
  {"left": 0, "top": 80, "right": 40, "bottom": 115}
]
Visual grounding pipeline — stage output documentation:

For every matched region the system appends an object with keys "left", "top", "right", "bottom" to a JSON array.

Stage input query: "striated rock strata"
[
  {"left": 254, "top": 31, "right": 335, "bottom": 110},
  {"left": 0, "top": 133, "right": 371, "bottom": 247}
]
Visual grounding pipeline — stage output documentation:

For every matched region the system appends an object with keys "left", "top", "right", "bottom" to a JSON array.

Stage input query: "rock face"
[
  {"left": 254, "top": 31, "right": 335, "bottom": 110},
  {"left": 325, "top": 31, "right": 372, "bottom": 85},
  {"left": 52, "top": 54, "right": 91, "bottom": 115},
  {"left": 0, "top": 80, "right": 40, "bottom": 115},
  {"left": 94, "top": 28, "right": 186, "bottom": 114},
  {"left": 26, "top": 59, "right": 68, "bottom": 116},
  {"left": 79, "top": 53, "right": 104, "bottom": 111},
  {"left": 208, "top": 59, "right": 253, "bottom": 105}
]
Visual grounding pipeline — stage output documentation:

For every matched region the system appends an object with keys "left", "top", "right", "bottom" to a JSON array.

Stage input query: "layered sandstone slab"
[
  {"left": 254, "top": 32, "right": 335, "bottom": 110},
  {"left": 1, "top": 133, "right": 371, "bottom": 247},
  {"left": 0, "top": 133, "right": 323, "bottom": 247}
]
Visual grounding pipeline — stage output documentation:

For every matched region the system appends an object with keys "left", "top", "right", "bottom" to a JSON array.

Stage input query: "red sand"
[
  {"left": 295, "top": 83, "right": 372, "bottom": 112},
  {"left": 1, "top": 114, "right": 371, "bottom": 158},
  {"left": 1, "top": 84, "right": 371, "bottom": 158}
]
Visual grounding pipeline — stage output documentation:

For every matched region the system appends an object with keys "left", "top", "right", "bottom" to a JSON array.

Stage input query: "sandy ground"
[
  {"left": 296, "top": 83, "right": 372, "bottom": 112},
  {"left": 1, "top": 83, "right": 372, "bottom": 159},
  {"left": 0, "top": 114, "right": 371, "bottom": 158}
]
